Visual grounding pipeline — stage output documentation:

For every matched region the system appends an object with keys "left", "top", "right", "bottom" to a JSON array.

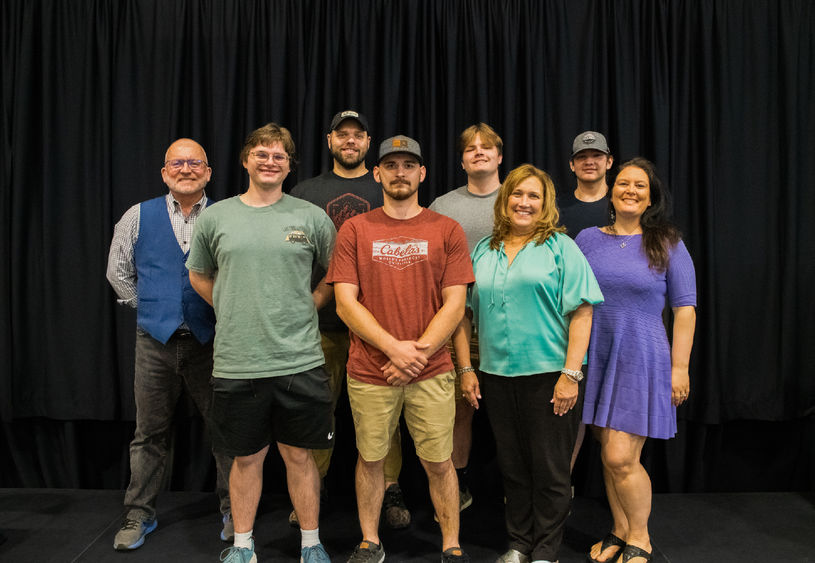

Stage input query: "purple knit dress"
[{"left": 575, "top": 228, "right": 696, "bottom": 439}]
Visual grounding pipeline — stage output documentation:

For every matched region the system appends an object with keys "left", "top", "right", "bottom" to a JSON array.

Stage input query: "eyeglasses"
[
  {"left": 165, "top": 159, "right": 208, "bottom": 171},
  {"left": 250, "top": 151, "right": 290, "bottom": 164}
]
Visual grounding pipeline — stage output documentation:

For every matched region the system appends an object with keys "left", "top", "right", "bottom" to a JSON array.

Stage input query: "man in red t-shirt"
[{"left": 327, "top": 135, "right": 474, "bottom": 563}]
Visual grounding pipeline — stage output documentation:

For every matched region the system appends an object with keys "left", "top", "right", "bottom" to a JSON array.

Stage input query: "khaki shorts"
[{"left": 347, "top": 370, "right": 455, "bottom": 463}]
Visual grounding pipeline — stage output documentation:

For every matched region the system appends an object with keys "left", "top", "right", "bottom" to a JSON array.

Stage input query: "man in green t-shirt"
[{"left": 187, "top": 123, "right": 336, "bottom": 563}]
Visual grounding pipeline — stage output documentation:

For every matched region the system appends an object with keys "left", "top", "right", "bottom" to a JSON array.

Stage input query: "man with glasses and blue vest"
[{"left": 106, "top": 138, "right": 232, "bottom": 551}]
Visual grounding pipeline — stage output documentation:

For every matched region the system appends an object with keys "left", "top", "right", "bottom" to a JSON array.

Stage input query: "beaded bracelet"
[{"left": 456, "top": 366, "right": 476, "bottom": 376}]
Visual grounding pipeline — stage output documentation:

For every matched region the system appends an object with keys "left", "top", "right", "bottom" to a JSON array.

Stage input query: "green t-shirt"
[{"left": 187, "top": 194, "right": 336, "bottom": 379}]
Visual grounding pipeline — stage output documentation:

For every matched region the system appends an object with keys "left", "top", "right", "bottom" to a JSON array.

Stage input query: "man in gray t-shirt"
[{"left": 428, "top": 123, "right": 504, "bottom": 514}]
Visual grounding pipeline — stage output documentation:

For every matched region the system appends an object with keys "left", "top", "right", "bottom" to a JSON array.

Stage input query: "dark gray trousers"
[{"left": 124, "top": 330, "right": 231, "bottom": 519}]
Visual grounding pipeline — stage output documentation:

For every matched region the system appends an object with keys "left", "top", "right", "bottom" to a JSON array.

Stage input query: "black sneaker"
[
  {"left": 441, "top": 546, "right": 470, "bottom": 562},
  {"left": 347, "top": 540, "right": 385, "bottom": 563},
  {"left": 382, "top": 484, "right": 411, "bottom": 529}
]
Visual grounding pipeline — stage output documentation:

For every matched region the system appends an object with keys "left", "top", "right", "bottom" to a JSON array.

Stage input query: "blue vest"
[{"left": 134, "top": 196, "right": 215, "bottom": 344}]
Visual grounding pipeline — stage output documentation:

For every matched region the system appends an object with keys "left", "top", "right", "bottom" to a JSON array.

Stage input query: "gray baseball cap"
[
  {"left": 377, "top": 135, "right": 423, "bottom": 164},
  {"left": 329, "top": 110, "right": 369, "bottom": 133},
  {"left": 571, "top": 131, "right": 611, "bottom": 157}
]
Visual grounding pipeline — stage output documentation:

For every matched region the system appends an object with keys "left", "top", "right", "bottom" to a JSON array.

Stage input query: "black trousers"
[{"left": 482, "top": 371, "right": 584, "bottom": 562}]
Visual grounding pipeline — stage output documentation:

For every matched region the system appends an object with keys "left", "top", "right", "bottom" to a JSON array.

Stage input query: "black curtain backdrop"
[{"left": 1, "top": 0, "right": 813, "bottom": 496}]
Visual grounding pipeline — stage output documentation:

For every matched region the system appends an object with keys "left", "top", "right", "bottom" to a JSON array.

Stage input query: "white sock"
[
  {"left": 234, "top": 530, "right": 253, "bottom": 549},
  {"left": 300, "top": 527, "right": 320, "bottom": 548}
]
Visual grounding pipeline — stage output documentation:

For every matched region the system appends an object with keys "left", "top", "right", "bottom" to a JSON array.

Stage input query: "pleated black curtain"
[{"left": 1, "top": 0, "right": 813, "bottom": 492}]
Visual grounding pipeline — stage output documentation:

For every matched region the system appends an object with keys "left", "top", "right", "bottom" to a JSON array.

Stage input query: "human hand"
[
  {"left": 672, "top": 367, "right": 690, "bottom": 406},
  {"left": 384, "top": 340, "right": 430, "bottom": 378},
  {"left": 380, "top": 361, "right": 416, "bottom": 386},
  {"left": 551, "top": 374, "right": 578, "bottom": 416},
  {"left": 460, "top": 370, "right": 481, "bottom": 409}
]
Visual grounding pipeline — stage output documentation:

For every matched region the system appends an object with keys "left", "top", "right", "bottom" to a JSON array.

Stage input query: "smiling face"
[
  {"left": 327, "top": 119, "right": 371, "bottom": 170},
  {"left": 242, "top": 141, "right": 291, "bottom": 191},
  {"left": 611, "top": 165, "right": 651, "bottom": 220},
  {"left": 461, "top": 133, "right": 503, "bottom": 179},
  {"left": 570, "top": 149, "right": 613, "bottom": 183},
  {"left": 161, "top": 139, "right": 211, "bottom": 199},
  {"left": 506, "top": 176, "right": 544, "bottom": 234}
]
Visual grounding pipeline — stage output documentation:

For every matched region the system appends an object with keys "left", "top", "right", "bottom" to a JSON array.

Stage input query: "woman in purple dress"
[{"left": 575, "top": 158, "right": 696, "bottom": 563}]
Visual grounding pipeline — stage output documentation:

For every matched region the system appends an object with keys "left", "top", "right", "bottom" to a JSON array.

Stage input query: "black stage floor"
[{"left": 1, "top": 488, "right": 813, "bottom": 562}]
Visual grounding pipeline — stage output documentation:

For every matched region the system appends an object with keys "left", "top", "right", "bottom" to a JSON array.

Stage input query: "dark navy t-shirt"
[{"left": 291, "top": 170, "right": 383, "bottom": 331}]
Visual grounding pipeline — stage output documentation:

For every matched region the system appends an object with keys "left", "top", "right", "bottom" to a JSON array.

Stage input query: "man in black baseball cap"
[{"left": 290, "top": 113, "right": 413, "bottom": 531}]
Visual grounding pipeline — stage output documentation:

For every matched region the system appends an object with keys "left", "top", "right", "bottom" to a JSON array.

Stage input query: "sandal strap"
[
  {"left": 621, "top": 544, "right": 652, "bottom": 562},
  {"left": 601, "top": 533, "right": 626, "bottom": 551},
  {"left": 587, "top": 533, "right": 626, "bottom": 563}
]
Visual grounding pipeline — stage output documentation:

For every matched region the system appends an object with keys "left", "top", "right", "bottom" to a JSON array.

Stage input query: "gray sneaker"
[
  {"left": 434, "top": 487, "right": 473, "bottom": 522},
  {"left": 221, "top": 512, "right": 234, "bottom": 542},
  {"left": 382, "top": 484, "right": 411, "bottom": 529},
  {"left": 495, "top": 549, "right": 530, "bottom": 563},
  {"left": 347, "top": 540, "right": 385, "bottom": 563},
  {"left": 113, "top": 511, "right": 157, "bottom": 550},
  {"left": 459, "top": 487, "right": 473, "bottom": 511}
]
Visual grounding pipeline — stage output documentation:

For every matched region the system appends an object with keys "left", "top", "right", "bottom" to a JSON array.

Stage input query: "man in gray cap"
[
  {"left": 327, "top": 136, "right": 474, "bottom": 563},
  {"left": 290, "top": 111, "right": 411, "bottom": 529},
  {"left": 558, "top": 130, "right": 614, "bottom": 237},
  {"left": 558, "top": 131, "right": 614, "bottom": 481}
]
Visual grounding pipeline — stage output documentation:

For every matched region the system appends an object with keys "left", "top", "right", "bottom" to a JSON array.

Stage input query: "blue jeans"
[{"left": 124, "top": 329, "right": 231, "bottom": 518}]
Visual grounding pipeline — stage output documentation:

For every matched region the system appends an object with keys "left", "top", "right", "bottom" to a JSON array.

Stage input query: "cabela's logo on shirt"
[
  {"left": 372, "top": 236, "right": 428, "bottom": 270},
  {"left": 284, "top": 226, "right": 311, "bottom": 244}
]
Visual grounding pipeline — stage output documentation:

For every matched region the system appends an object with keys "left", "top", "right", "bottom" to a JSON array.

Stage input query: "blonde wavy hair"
[{"left": 489, "top": 163, "right": 564, "bottom": 250}]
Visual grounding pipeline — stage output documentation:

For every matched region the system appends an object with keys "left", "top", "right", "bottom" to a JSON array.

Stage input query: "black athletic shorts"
[{"left": 210, "top": 366, "right": 334, "bottom": 457}]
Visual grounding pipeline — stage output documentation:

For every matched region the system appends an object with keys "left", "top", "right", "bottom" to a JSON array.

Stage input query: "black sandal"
[
  {"left": 586, "top": 533, "right": 626, "bottom": 563},
  {"left": 620, "top": 544, "right": 652, "bottom": 562}
]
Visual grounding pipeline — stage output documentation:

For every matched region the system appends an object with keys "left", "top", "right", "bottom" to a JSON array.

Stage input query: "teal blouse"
[{"left": 470, "top": 232, "right": 604, "bottom": 376}]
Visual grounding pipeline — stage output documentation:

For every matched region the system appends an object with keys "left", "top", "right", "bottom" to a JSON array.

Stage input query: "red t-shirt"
[{"left": 326, "top": 208, "right": 475, "bottom": 385}]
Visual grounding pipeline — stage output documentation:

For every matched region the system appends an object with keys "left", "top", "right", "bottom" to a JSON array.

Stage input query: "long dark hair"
[{"left": 608, "top": 157, "right": 681, "bottom": 271}]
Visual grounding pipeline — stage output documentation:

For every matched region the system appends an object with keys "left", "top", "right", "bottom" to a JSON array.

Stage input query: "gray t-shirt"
[
  {"left": 187, "top": 195, "right": 336, "bottom": 379},
  {"left": 429, "top": 185, "right": 498, "bottom": 253}
]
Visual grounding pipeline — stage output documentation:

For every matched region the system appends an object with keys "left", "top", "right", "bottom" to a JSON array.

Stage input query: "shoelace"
[
  {"left": 220, "top": 545, "right": 251, "bottom": 562},
  {"left": 384, "top": 489, "right": 405, "bottom": 508},
  {"left": 120, "top": 518, "right": 143, "bottom": 530}
]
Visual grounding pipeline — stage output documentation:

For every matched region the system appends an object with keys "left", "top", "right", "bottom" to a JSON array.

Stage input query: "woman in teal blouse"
[{"left": 455, "top": 164, "right": 603, "bottom": 563}]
